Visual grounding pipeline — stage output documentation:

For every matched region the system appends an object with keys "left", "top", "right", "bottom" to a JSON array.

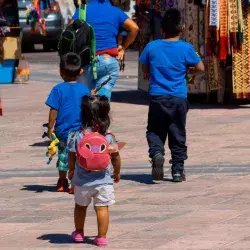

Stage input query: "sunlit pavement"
[{"left": 1, "top": 51, "right": 250, "bottom": 249}]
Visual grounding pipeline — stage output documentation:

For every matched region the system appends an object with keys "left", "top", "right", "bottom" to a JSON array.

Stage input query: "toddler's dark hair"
[
  {"left": 81, "top": 95, "right": 111, "bottom": 135},
  {"left": 161, "top": 8, "right": 182, "bottom": 38},
  {"left": 60, "top": 53, "right": 81, "bottom": 78}
]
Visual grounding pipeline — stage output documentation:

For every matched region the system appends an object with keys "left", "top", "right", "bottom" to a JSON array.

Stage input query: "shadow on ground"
[
  {"left": 37, "top": 234, "right": 94, "bottom": 245},
  {"left": 30, "top": 141, "right": 50, "bottom": 147},
  {"left": 21, "top": 185, "right": 57, "bottom": 193},
  {"left": 112, "top": 90, "right": 149, "bottom": 106},
  {"left": 111, "top": 90, "right": 250, "bottom": 109},
  {"left": 121, "top": 173, "right": 173, "bottom": 184}
]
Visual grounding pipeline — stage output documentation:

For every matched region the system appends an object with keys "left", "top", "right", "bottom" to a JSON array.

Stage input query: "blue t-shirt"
[
  {"left": 67, "top": 129, "right": 115, "bottom": 187},
  {"left": 45, "top": 82, "right": 90, "bottom": 142},
  {"left": 139, "top": 40, "right": 201, "bottom": 98},
  {"left": 72, "top": 0, "right": 129, "bottom": 52}
]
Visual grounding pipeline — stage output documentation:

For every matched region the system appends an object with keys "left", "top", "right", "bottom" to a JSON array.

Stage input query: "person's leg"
[
  {"left": 146, "top": 97, "right": 169, "bottom": 180},
  {"left": 95, "top": 206, "right": 109, "bottom": 238},
  {"left": 95, "top": 55, "right": 119, "bottom": 100},
  {"left": 93, "top": 185, "right": 115, "bottom": 246},
  {"left": 74, "top": 203, "right": 88, "bottom": 233},
  {"left": 72, "top": 186, "right": 92, "bottom": 242},
  {"left": 56, "top": 142, "right": 69, "bottom": 192},
  {"left": 168, "top": 97, "right": 188, "bottom": 182}
]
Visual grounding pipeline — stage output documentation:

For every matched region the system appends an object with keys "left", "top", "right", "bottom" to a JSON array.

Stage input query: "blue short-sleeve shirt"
[
  {"left": 67, "top": 129, "right": 115, "bottom": 187},
  {"left": 72, "top": 0, "right": 129, "bottom": 52},
  {"left": 45, "top": 82, "right": 90, "bottom": 142},
  {"left": 139, "top": 40, "right": 201, "bottom": 98}
]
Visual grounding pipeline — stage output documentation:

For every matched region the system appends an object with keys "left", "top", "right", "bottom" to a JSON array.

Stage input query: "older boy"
[{"left": 139, "top": 9, "right": 205, "bottom": 182}]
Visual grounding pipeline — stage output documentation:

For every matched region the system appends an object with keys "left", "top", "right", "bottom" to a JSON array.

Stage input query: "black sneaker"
[
  {"left": 151, "top": 153, "right": 165, "bottom": 181},
  {"left": 172, "top": 169, "right": 186, "bottom": 182}
]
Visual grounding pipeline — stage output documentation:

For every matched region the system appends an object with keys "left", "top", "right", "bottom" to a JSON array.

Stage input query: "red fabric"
[
  {"left": 219, "top": 36, "right": 227, "bottom": 61},
  {"left": 96, "top": 48, "right": 119, "bottom": 57}
]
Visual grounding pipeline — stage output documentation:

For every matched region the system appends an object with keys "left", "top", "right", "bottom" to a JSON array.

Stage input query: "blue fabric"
[
  {"left": 77, "top": 55, "right": 119, "bottom": 100},
  {"left": 56, "top": 141, "right": 69, "bottom": 172},
  {"left": 72, "top": 0, "right": 129, "bottom": 52},
  {"left": 45, "top": 82, "right": 90, "bottom": 142},
  {"left": 67, "top": 129, "right": 115, "bottom": 187},
  {"left": 139, "top": 40, "right": 201, "bottom": 98}
]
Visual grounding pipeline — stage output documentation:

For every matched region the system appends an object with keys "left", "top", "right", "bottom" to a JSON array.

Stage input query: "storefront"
[{"left": 135, "top": 0, "right": 250, "bottom": 102}]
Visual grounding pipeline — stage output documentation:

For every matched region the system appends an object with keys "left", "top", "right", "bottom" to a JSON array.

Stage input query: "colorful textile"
[
  {"left": 175, "top": 0, "right": 185, "bottom": 36},
  {"left": 185, "top": 0, "right": 199, "bottom": 50},
  {"left": 219, "top": 0, "right": 227, "bottom": 61},
  {"left": 207, "top": 56, "right": 222, "bottom": 90},
  {"left": 237, "top": 0, "right": 243, "bottom": 45},
  {"left": 166, "top": 0, "right": 174, "bottom": 8},
  {"left": 228, "top": 0, "right": 238, "bottom": 48},
  {"left": 209, "top": 0, "right": 219, "bottom": 27},
  {"left": 232, "top": 4, "right": 250, "bottom": 99}
]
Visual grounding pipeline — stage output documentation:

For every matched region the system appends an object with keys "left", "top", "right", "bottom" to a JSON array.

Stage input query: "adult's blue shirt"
[
  {"left": 72, "top": 0, "right": 129, "bottom": 52},
  {"left": 45, "top": 82, "right": 90, "bottom": 142},
  {"left": 139, "top": 40, "right": 201, "bottom": 99}
]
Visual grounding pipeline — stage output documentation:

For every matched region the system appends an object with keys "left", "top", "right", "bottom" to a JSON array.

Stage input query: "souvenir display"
[{"left": 136, "top": 0, "right": 250, "bottom": 99}]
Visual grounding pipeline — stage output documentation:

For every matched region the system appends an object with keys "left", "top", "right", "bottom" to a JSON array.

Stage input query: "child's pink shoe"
[
  {"left": 71, "top": 231, "right": 84, "bottom": 243},
  {"left": 94, "top": 237, "right": 107, "bottom": 247}
]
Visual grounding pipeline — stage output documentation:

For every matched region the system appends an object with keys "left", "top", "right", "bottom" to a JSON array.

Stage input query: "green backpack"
[{"left": 79, "top": 3, "right": 97, "bottom": 79}]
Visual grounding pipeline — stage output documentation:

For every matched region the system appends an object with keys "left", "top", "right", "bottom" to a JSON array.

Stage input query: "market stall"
[
  {"left": 0, "top": 0, "right": 22, "bottom": 84},
  {"left": 136, "top": 0, "right": 250, "bottom": 102}
]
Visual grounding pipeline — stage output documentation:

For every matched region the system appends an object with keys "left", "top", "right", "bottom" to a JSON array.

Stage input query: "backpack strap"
[
  {"left": 89, "top": 26, "right": 97, "bottom": 79},
  {"left": 79, "top": 3, "right": 86, "bottom": 21},
  {"left": 79, "top": 3, "right": 97, "bottom": 80}
]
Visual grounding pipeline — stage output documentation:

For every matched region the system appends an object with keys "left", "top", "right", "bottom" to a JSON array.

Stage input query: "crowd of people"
[{"left": 45, "top": 3, "right": 204, "bottom": 247}]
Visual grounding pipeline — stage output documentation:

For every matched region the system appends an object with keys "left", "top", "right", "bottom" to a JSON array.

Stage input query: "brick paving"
[{"left": 1, "top": 51, "right": 250, "bottom": 249}]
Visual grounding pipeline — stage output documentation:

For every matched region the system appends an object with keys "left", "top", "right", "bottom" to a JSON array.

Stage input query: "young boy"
[
  {"left": 139, "top": 9, "right": 205, "bottom": 182},
  {"left": 45, "top": 53, "right": 90, "bottom": 192}
]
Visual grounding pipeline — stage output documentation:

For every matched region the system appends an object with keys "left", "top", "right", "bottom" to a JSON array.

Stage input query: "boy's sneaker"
[
  {"left": 172, "top": 169, "right": 186, "bottom": 182},
  {"left": 151, "top": 153, "right": 165, "bottom": 181},
  {"left": 57, "top": 178, "right": 69, "bottom": 192}
]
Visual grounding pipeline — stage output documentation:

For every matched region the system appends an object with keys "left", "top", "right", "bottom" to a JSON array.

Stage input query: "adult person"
[
  {"left": 57, "top": 0, "right": 76, "bottom": 27},
  {"left": 72, "top": 0, "right": 139, "bottom": 100}
]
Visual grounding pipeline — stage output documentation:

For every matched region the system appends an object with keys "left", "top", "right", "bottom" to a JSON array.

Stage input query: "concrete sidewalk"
[{"left": 1, "top": 51, "right": 250, "bottom": 249}]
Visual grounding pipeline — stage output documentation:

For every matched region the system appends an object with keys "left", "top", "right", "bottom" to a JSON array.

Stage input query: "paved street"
[{"left": 1, "top": 51, "right": 250, "bottom": 249}]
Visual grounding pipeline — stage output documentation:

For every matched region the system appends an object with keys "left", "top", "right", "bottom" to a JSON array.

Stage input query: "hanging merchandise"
[
  {"left": 26, "top": 0, "right": 57, "bottom": 36},
  {"left": 26, "top": 4, "right": 40, "bottom": 34},
  {"left": 232, "top": 4, "right": 250, "bottom": 99},
  {"left": 136, "top": 0, "right": 250, "bottom": 100},
  {"left": 219, "top": 0, "right": 227, "bottom": 61}
]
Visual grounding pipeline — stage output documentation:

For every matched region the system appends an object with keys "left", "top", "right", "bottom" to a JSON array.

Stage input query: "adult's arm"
[
  {"left": 117, "top": 19, "right": 139, "bottom": 60},
  {"left": 121, "top": 19, "right": 139, "bottom": 49}
]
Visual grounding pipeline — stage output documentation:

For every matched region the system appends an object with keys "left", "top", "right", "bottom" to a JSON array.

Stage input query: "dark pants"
[{"left": 146, "top": 95, "right": 189, "bottom": 171}]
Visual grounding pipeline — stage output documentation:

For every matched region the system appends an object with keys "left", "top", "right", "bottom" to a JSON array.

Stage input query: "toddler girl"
[{"left": 67, "top": 95, "right": 121, "bottom": 247}]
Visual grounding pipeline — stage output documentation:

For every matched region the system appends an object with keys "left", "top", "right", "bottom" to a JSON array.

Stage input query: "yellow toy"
[
  {"left": 42, "top": 124, "right": 59, "bottom": 164},
  {"left": 46, "top": 132, "right": 59, "bottom": 164}
]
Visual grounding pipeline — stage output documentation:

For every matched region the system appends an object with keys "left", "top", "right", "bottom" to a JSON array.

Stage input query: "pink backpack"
[{"left": 77, "top": 132, "right": 111, "bottom": 171}]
